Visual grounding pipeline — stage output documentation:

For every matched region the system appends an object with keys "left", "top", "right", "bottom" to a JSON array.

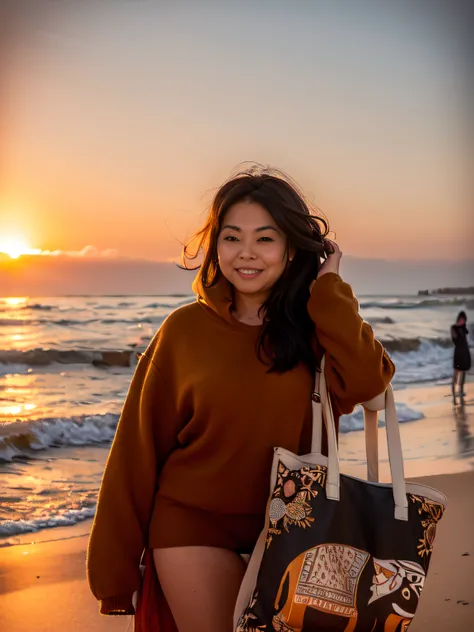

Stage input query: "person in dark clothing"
[{"left": 451, "top": 310, "right": 471, "bottom": 405}]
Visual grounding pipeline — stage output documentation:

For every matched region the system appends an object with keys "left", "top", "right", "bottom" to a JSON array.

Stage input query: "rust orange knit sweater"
[{"left": 87, "top": 272, "right": 394, "bottom": 615}]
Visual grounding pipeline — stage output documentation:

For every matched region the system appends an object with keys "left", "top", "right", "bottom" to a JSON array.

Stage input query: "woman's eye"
[{"left": 222, "top": 235, "right": 274, "bottom": 242}]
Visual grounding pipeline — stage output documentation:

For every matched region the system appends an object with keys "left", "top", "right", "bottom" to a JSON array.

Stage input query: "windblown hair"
[{"left": 183, "top": 164, "right": 330, "bottom": 373}]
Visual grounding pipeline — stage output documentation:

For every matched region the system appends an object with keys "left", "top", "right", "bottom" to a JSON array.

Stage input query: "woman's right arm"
[{"left": 86, "top": 347, "right": 181, "bottom": 615}]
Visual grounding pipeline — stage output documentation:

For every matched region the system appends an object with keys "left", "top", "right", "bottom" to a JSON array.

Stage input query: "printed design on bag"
[
  {"left": 271, "top": 545, "right": 426, "bottom": 632},
  {"left": 369, "top": 559, "right": 425, "bottom": 619},
  {"left": 272, "top": 544, "right": 369, "bottom": 630},
  {"left": 408, "top": 495, "right": 445, "bottom": 559},
  {"left": 236, "top": 590, "right": 267, "bottom": 631},
  {"left": 385, "top": 614, "right": 413, "bottom": 632},
  {"left": 266, "top": 463, "right": 326, "bottom": 548}
]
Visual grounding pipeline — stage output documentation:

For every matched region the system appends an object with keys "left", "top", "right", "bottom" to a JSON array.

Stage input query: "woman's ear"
[{"left": 289, "top": 247, "right": 296, "bottom": 262}]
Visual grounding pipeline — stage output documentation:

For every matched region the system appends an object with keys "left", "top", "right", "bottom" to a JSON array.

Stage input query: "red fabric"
[{"left": 134, "top": 549, "right": 178, "bottom": 632}]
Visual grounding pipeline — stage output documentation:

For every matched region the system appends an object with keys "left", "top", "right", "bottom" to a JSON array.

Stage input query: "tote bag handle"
[
  {"left": 312, "top": 356, "right": 408, "bottom": 521},
  {"left": 312, "top": 368, "right": 379, "bottom": 483}
]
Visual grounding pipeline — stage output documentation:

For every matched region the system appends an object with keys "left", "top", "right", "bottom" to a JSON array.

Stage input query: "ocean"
[{"left": 0, "top": 292, "right": 473, "bottom": 543}]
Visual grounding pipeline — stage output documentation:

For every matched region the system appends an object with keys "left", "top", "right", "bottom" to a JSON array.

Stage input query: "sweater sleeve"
[
  {"left": 86, "top": 352, "right": 181, "bottom": 615},
  {"left": 308, "top": 273, "right": 395, "bottom": 414}
]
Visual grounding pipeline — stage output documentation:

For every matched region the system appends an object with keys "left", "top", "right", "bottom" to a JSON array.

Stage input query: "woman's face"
[
  {"left": 217, "top": 200, "right": 293, "bottom": 299},
  {"left": 457, "top": 315, "right": 466, "bottom": 326}
]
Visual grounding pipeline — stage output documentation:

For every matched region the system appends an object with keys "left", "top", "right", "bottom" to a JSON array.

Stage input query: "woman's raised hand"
[{"left": 309, "top": 239, "right": 342, "bottom": 292}]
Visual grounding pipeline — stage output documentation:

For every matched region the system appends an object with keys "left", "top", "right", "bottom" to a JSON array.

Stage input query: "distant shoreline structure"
[{"left": 418, "top": 287, "right": 474, "bottom": 296}]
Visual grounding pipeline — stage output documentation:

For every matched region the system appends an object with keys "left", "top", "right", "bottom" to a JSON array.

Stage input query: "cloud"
[{"left": 39, "top": 245, "right": 119, "bottom": 258}]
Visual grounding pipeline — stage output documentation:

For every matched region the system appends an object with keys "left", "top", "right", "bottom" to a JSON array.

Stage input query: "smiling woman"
[{"left": 0, "top": 236, "right": 41, "bottom": 259}]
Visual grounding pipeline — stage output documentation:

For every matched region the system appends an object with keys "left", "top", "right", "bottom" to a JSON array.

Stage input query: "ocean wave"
[
  {"left": 380, "top": 337, "right": 452, "bottom": 353},
  {"left": 100, "top": 317, "right": 156, "bottom": 325},
  {"left": 0, "top": 506, "right": 96, "bottom": 540},
  {"left": 0, "top": 413, "right": 119, "bottom": 462},
  {"left": 0, "top": 334, "right": 465, "bottom": 374},
  {"left": 53, "top": 318, "right": 101, "bottom": 326},
  {"left": 366, "top": 317, "right": 395, "bottom": 325},
  {"left": 0, "top": 348, "right": 140, "bottom": 367},
  {"left": 390, "top": 342, "right": 454, "bottom": 385},
  {"left": 0, "top": 297, "right": 192, "bottom": 314},
  {"left": 0, "top": 316, "right": 161, "bottom": 327},
  {"left": 340, "top": 402, "right": 424, "bottom": 433},
  {"left": 361, "top": 297, "right": 474, "bottom": 310},
  {"left": 0, "top": 303, "right": 77, "bottom": 314},
  {"left": 0, "top": 364, "right": 31, "bottom": 377},
  {"left": 2, "top": 339, "right": 452, "bottom": 368},
  {"left": 144, "top": 299, "right": 193, "bottom": 309},
  {"left": 0, "top": 319, "right": 40, "bottom": 326},
  {"left": 90, "top": 299, "right": 192, "bottom": 310},
  {"left": 28, "top": 303, "right": 54, "bottom": 311},
  {"left": 0, "top": 398, "right": 425, "bottom": 464},
  {"left": 53, "top": 317, "right": 156, "bottom": 326}
]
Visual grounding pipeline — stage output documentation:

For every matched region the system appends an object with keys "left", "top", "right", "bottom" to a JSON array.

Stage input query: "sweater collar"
[
  {"left": 192, "top": 271, "right": 262, "bottom": 331},
  {"left": 192, "top": 270, "right": 234, "bottom": 324}
]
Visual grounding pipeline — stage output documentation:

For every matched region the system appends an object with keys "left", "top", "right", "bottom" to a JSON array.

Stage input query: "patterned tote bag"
[{"left": 234, "top": 357, "right": 447, "bottom": 632}]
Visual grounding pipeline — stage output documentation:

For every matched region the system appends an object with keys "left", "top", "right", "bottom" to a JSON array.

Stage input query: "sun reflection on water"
[
  {"left": 0, "top": 373, "right": 39, "bottom": 420},
  {"left": 4, "top": 297, "right": 29, "bottom": 307},
  {"left": 0, "top": 402, "right": 37, "bottom": 418}
]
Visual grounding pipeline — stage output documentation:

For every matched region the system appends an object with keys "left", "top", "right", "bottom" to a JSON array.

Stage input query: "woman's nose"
[{"left": 237, "top": 240, "right": 257, "bottom": 259}]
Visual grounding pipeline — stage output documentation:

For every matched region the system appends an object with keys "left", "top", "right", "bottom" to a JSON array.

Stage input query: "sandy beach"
[{"left": 1, "top": 382, "right": 473, "bottom": 631}]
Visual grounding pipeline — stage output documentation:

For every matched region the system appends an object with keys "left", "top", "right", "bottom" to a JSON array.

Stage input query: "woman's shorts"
[{"left": 148, "top": 494, "right": 264, "bottom": 555}]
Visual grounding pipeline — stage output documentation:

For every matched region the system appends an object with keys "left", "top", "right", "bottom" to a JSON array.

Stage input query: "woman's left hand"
[
  {"left": 318, "top": 239, "right": 342, "bottom": 277},
  {"left": 309, "top": 240, "right": 342, "bottom": 291}
]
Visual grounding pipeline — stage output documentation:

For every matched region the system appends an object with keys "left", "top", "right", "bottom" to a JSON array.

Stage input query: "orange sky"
[{"left": 1, "top": 1, "right": 472, "bottom": 264}]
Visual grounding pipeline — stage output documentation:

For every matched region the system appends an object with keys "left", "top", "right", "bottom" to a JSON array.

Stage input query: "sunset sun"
[{"left": 0, "top": 236, "right": 40, "bottom": 259}]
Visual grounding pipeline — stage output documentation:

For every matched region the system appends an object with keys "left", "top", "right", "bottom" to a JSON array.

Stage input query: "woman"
[
  {"left": 87, "top": 166, "right": 394, "bottom": 632},
  {"left": 451, "top": 310, "right": 471, "bottom": 405}
]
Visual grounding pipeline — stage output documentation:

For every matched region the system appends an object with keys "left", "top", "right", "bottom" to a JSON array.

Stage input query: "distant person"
[
  {"left": 451, "top": 310, "right": 471, "bottom": 405},
  {"left": 86, "top": 165, "right": 394, "bottom": 632}
]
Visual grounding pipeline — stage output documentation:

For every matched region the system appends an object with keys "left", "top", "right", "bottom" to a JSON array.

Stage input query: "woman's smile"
[{"left": 235, "top": 268, "right": 263, "bottom": 279}]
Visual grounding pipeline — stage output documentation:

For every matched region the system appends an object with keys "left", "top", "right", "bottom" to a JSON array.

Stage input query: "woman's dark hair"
[
  {"left": 457, "top": 311, "right": 467, "bottom": 323},
  {"left": 183, "top": 164, "right": 330, "bottom": 373}
]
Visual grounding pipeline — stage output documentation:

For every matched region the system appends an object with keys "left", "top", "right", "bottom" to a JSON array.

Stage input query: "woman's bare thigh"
[{"left": 153, "top": 546, "right": 247, "bottom": 632}]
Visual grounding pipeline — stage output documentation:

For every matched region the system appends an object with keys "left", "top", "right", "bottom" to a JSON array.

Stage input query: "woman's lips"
[{"left": 235, "top": 268, "right": 263, "bottom": 279}]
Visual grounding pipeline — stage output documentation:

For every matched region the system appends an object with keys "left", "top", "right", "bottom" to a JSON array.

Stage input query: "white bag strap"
[
  {"left": 364, "top": 408, "right": 379, "bottom": 483},
  {"left": 363, "top": 391, "right": 386, "bottom": 482},
  {"left": 310, "top": 367, "right": 323, "bottom": 453},
  {"left": 311, "top": 361, "right": 379, "bottom": 482},
  {"left": 381, "top": 385, "right": 409, "bottom": 520},
  {"left": 312, "top": 356, "right": 408, "bottom": 521},
  {"left": 318, "top": 360, "right": 340, "bottom": 501}
]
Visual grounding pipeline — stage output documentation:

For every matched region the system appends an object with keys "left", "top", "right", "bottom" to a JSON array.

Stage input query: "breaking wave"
[
  {"left": 0, "top": 348, "right": 140, "bottom": 367},
  {"left": 0, "top": 507, "right": 96, "bottom": 540},
  {"left": 360, "top": 297, "right": 474, "bottom": 310},
  {"left": 0, "top": 413, "right": 119, "bottom": 462},
  {"left": 380, "top": 337, "right": 452, "bottom": 353},
  {"left": 340, "top": 402, "right": 424, "bottom": 433}
]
